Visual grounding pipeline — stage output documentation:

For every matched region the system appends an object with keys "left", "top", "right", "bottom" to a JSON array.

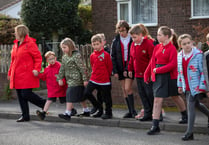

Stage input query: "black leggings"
[{"left": 16, "top": 89, "right": 46, "bottom": 120}]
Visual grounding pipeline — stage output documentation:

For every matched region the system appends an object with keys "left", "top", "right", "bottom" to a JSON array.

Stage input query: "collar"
[
  {"left": 183, "top": 48, "right": 193, "bottom": 60},
  {"left": 134, "top": 37, "right": 144, "bottom": 46}
]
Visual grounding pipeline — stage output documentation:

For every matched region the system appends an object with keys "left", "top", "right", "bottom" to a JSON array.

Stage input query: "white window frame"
[
  {"left": 116, "top": 0, "right": 158, "bottom": 27},
  {"left": 191, "top": 0, "right": 209, "bottom": 19}
]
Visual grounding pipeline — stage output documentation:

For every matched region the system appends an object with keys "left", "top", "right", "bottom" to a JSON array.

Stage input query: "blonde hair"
[
  {"left": 178, "top": 34, "right": 192, "bottom": 46},
  {"left": 99, "top": 33, "right": 106, "bottom": 41},
  {"left": 15, "top": 24, "right": 29, "bottom": 38},
  {"left": 129, "top": 24, "right": 143, "bottom": 35},
  {"left": 44, "top": 51, "right": 55, "bottom": 58},
  {"left": 158, "top": 26, "right": 172, "bottom": 38},
  {"left": 91, "top": 34, "right": 102, "bottom": 43},
  {"left": 206, "top": 33, "right": 209, "bottom": 42},
  {"left": 60, "top": 38, "right": 76, "bottom": 57}
]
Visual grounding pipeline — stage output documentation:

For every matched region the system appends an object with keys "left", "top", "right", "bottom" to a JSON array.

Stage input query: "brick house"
[
  {"left": 92, "top": 0, "right": 209, "bottom": 107},
  {"left": 92, "top": 0, "right": 209, "bottom": 45}
]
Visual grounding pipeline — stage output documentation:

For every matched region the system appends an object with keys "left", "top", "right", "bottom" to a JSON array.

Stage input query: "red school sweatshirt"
[
  {"left": 90, "top": 49, "right": 113, "bottom": 84},
  {"left": 128, "top": 37, "right": 154, "bottom": 78},
  {"left": 144, "top": 42, "right": 177, "bottom": 82}
]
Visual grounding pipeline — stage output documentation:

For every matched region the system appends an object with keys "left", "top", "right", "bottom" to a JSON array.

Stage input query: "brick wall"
[
  {"left": 92, "top": 0, "right": 209, "bottom": 107},
  {"left": 92, "top": 0, "right": 209, "bottom": 45}
]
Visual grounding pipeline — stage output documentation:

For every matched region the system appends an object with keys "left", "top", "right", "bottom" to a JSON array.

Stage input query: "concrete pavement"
[{"left": 0, "top": 98, "right": 209, "bottom": 135}]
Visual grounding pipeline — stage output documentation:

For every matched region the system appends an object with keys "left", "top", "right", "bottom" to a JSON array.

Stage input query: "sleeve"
[
  {"left": 38, "top": 68, "right": 47, "bottom": 81},
  {"left": 177, "top": 54, "right": 183, "bottom": 88},
  {"left": 8, "top": 48, "right": 14, "bottom": 77},
  {"left": 198, "top": 53, "right": 207, "bottom": 91},
  {"left": 29, "top": 42, "right": 42, "bottom": 72},
  {"left": 111, "top": 39, "right": 118, "bottom": 74},
  {"left": 144, "top": 61, "right": 151, "bottom": 83},
  {"left": 74, "top": 53, "right": 88, "bottom": 82},
  {"left": 128, "top": 44, "right": 134, "bottom": 72},
  {"left": 57, "top": 57, "right": 65, "bottom": 81},
  {"left": 155, "top": 47, "right": 177, "bottom": 74},
  {"left": 106, "top": 53, "right": 113, "bottom": 76}
]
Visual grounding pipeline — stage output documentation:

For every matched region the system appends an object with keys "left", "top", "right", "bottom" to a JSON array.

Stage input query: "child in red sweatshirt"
[
  {"left": 36, "top": 51, "right": 76, "bottom": 120},
  {"left": 84, "top": 34, "right": 113, "bottom": 119},
  {"left": 128, "top": 24, "right": 154, "bottom": 121}
]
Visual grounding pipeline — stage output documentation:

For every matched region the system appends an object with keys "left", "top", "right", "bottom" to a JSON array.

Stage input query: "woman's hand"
[
  {"left": 58, "top": 80, "right": 64, "bottom": 86},
  {"left": 32, "top": 70, "right": 39, "bottom": 76}
]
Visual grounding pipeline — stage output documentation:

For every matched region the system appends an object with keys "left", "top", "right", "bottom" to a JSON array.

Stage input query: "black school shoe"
[
  {"left": 71, "top": 108, "right": 77, "bottom": 116},
  {"left": 101, "top": 113, "right": 112, "bottom": 119},
  {"left": 93, "top": 110, "right": 103, "bottom": 118},
  {"left": 147, "top": 126, "right": 160, "bottom": 135},
  {"left": 58, "top": 113, "right": 71, "bottom": 120},
  {"left": 36, "top": 110, "right": 46, "bottom": 120},
  {"left": 77, "top": 111, "right": 90, "bottom": 117},
  {"left": 182, "top": 133, "right": 194, "bottom": 141},
  {"left": 16, "top": 116, "right": 30, "bottom": 122},
  {"left": 90, "top": 107, "right": 98, "bottom": 114}
]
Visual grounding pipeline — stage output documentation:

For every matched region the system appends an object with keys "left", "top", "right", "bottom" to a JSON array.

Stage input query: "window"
[
  {"left": 116, "top": 0, "right": 157, "bottom": 26},
  {"left": 191, "top": 0, "right": 209, "bottom": 19}
]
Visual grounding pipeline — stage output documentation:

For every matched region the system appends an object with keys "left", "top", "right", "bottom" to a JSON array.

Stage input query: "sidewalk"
[{"left": 0, "top": 99, "right": 209, "bottom": 135}]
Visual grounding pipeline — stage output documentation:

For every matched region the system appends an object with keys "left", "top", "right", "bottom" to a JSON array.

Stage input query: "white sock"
[
  {"left": 65, "top": 110, "right": 71, "bottom": 115},
  {"left": 83, "top": 107, "right": 89, "bottom": 112}
]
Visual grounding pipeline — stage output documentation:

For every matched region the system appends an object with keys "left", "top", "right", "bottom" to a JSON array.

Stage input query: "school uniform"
[
  {"left": 144, "top": 42, "right": 178, "bottom": 98},
  {"left": 128, "top": 37, "right": 154, "bottom": 118},
  {"left": 111, "top": 34, "right": 133, "bottom": 80},
  {"left": 84, "top": 48, "right": 113, "bottom": 117}
]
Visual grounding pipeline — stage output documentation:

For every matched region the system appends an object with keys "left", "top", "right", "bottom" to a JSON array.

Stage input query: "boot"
[
  {"left": 36, "top": 110, "right": 46, "bottom": 120},
  {"left": 128, "top": 94, "right": 137, "bottom": 117},
  {"left": 123, "top": 97, "right": 132, "bottom": 118}
]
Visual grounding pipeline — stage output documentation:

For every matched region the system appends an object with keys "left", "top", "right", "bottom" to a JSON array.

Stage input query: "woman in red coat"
[{"left": 8, "top": 24, "right": 46, "bottom": 122}]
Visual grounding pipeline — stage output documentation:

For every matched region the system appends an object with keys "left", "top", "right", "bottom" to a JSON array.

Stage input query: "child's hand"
[
  {"left": 206, "top": 92, "right": 209, "bottom": 98},
  {"left": 153, "top": 68, "right": 157, "bottom": 73},
  {"left": 178, "top": 88, "right": 183, "bottom": 94},
  {"left": 123, "top": 71, "right": 127, "bottom": 77},
  {"left": 114, "top": 73, "right": 119, "bottom": 78},
  {"left": 83, "top": 81, "right": 88, "bottom": 87},
  {"left": 128, "top": 71, "right": 132, "bottom": 78},
  {"left": 7, "top": 76, "right": 10, "bottom": 80},
  {"left": 58, "top": 80, "right": 64, "bottom": 86},
  {"left": 32, "top": 70, "right": 39, "bottom": 76}
]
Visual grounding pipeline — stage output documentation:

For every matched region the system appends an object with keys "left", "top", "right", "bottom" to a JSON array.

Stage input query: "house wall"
[
  {"left": 0, "top": 1, "right": 22, "bottom": 19},
  {"left": 92, "top": 0, "right": 209, "bottom": 45},
  {"left": 92, "top": 0, "right": 209, "bottom": 107}
]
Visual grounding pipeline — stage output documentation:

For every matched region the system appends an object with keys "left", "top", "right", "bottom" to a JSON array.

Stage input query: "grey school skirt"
[
  {"left": 153, "top": 64, "right": 178, "bottom": 98},
  {"left": 66, "top": 86, "right": 85, "bottom": 103}
]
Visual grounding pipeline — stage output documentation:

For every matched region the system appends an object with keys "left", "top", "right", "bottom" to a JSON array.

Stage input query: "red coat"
[
  {"left": 8, "top": 35, "right": 42, "bottom": 89},
  {"left": 38, "top": 61, "right": 67, "bottom": 98}
]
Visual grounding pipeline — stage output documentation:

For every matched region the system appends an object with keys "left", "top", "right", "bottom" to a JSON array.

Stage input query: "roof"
[{"left": 0, "top": 0, "right": 21, "bottom": 11}]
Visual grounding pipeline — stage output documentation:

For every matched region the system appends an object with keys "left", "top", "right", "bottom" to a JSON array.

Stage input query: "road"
[{"left": 0, "top": 119, "right": 208, "bottom": 145}]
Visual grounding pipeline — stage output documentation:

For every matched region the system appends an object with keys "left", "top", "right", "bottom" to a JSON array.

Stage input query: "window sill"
[{"left": 190, "top": 16, "right": 209, "bottom": 20}]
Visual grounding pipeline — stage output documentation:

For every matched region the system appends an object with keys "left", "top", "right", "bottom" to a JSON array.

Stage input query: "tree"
[
  {"left": 21, "top": 0, "right": 84, "bottom": 44},
  {"left": 0, "top": 14, "right": 20, "bottom": 44}
]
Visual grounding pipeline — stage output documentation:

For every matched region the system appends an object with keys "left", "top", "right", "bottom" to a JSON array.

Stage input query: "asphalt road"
[{"left": 0, "top": 119, "right": 208, "bottom": 145}]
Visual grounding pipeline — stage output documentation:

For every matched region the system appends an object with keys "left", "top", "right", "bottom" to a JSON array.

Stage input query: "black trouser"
[
  {"left": 85, "top": 82, "right": 112, "bottom": 114},
  {"left": 16, "top": 89, "right": 46, "bottom": 120},
  {"left": 136, "top": 78, "right": 154, "bottom": 117}
]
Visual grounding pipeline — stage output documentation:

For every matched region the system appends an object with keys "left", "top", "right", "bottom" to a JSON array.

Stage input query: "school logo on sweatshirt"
[{"left": 98, "top": 53, "right": 105, "bottom": 61}]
